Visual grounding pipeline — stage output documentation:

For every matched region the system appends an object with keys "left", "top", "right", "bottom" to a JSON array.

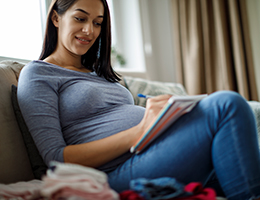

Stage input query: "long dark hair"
[{"left": 39, "top": 0, "right": 121, "bottom": 82}]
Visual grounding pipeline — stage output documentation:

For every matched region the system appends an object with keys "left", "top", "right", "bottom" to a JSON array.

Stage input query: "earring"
[{"left": 97, "top": 38, "right": 101, "bottom": 58}]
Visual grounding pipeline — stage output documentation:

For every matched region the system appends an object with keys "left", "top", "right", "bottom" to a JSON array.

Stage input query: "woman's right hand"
[{"left": 135, "top": 94, "right": 172, "bottom": 140}]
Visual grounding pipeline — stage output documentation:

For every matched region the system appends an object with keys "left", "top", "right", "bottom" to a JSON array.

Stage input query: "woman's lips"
[{"left": 76, "top": 36, "right": 91, "bottom": 45}]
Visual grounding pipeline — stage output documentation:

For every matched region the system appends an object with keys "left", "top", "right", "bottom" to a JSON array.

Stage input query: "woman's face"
[{"left": 52, "top": 0, "right": 104, "bottom": 57}]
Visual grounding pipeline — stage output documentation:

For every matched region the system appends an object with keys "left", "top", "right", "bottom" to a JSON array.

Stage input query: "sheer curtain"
[{"left": 171, "top": 0, "right": 258, "bottom": 101}]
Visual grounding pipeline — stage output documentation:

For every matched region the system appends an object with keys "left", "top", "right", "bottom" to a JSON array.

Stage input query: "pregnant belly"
[{"left": 63, "top": 104, "right": 146, "bottom": 145}]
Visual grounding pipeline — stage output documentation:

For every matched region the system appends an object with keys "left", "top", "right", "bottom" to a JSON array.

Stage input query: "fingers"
[
  {"left": 145, "top": 94, "right": 172, "bottom": 112},
  {"left": 146, "top": 94, "right": 172, "bottom": 107}
]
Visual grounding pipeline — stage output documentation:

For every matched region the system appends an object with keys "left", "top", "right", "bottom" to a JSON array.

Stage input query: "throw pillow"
[
  {"left": 123, "top": 76, "right": 188, "bottom": 107},
  {"left": 11, "top": 85, "right": 47, "bottom": 179}
]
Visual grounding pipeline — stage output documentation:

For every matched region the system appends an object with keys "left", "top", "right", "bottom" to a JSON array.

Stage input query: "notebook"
[{"left": 130, "top": 94, "right": 208, "bottom": 154}]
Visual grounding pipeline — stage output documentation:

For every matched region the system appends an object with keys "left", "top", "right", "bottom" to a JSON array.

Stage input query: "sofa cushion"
[
  {"left": 123, "top": 76, "right": 188, "bottom": 107},
  {"left": 11, "top": 85, "right": 47, "bottom": 179},
  {"left": 0, "top": 60, "right": 34, "bottom": 183}
]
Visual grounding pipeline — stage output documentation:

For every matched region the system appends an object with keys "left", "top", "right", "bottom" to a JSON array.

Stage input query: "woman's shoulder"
[
  {"left": 24, "top": 60, "right": 52, "bottom": 69},
  {"left": 19, "top": 60, "right": 63, "bottom": 87},
  {"left": 21, "top": 60, "right": 50, "bottom": 75},
  {"left": 22, "top": 60, "right": 97, "bottom": 77},
  {"left": 18, "top": 60, "right": 61, "bottom": 92},
  {"left": 21, "top": 60, "right": 69, "bottom": 79}
]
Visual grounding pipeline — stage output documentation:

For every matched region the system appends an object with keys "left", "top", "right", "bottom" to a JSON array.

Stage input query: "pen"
[{"left": 137, "top": 94, "right": 154, "bottom": 98}]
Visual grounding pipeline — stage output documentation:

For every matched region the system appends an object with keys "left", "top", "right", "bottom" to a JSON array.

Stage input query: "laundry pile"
[
  {"left": 0, "top": 162, "right": 118, "bottom": 200},
  {"left": 0, "top": 162, "right": 221, "bottom": 200}
]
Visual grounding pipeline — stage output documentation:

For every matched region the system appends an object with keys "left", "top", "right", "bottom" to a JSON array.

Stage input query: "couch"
[{"left": 1, "top": 60, "right": 260, "bottom": 185}]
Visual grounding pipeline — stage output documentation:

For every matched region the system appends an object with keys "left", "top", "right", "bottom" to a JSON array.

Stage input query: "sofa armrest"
[{"left": 248, "top": 101, "right": 260, "bottom": 147}]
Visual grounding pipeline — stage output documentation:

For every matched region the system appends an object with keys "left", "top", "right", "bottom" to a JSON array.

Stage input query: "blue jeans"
[{"left": 107, "top": 91, "right": 260, "bottom": 200}]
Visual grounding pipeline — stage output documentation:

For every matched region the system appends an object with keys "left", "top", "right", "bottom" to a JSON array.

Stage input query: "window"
[
  {"left": 0, "top": 0, "right": 44, "bottom": 60},
  {"left": 107, "top": 0, "right": 146, "bottom": 72}
]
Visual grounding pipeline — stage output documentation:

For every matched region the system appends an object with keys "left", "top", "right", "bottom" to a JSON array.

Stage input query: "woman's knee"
[
  {"left": 207, "top": 90, "right": 255, "bottom": 124},
  {"left": 210, "top": 90, "right": 243, "bottom": 101},
  {"left": 208, "top": 90, "right": 249, "bottom": 110}
]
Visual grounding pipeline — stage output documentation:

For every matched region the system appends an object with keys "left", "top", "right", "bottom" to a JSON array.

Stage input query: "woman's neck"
[{"left": 43, "top": 51, "right": 92, "bottom": 73}]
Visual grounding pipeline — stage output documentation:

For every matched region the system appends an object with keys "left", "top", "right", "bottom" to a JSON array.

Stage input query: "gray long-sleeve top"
[{"left": 17, "top": 60, "right": 145, "bottom": 172}]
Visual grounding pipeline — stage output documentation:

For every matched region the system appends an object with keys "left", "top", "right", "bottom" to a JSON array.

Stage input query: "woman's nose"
[{"left": 82, "top": 23, "right": 93, "bottom": 35}]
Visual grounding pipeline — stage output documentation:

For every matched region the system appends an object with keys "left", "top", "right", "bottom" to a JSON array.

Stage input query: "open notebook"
[{"left": 130, "top": 94, "right": 208, "bottom": 154}]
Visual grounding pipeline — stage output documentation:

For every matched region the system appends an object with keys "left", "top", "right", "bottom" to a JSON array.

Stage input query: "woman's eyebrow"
[{"left": 75, "top": 9, "right": 104, "bottom": 18}]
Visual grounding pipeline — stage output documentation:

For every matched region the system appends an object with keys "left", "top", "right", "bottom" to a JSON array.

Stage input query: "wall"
[{"left": 246, "top": 0, "right": 260, "bottom": 100}]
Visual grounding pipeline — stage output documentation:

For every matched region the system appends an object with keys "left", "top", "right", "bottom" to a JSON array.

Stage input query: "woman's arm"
[
  {"left": 64, "top": 94, "right": 172, "bottom": 168},
  {"left": 18, "top": 63, "right": 68, "bottom": 165},
  {"left": 64, "top": 125, "right": 141, "bottom": 168}
]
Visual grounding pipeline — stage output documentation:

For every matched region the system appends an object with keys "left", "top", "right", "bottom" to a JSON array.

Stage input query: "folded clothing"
[
  {"left": 119, "top": 190, "right": 145, "bottom": 200},
  {"left": 40, "top": 161, "right": 119, "bottom": 200},
  {"left": 130, "top": 177, "right": 184, "bottom": 200},
  {"left": 129, "top": 177, "right": 216, "bottom": 200},
  {"left": 176, "top": 182, "right": 216, "bottom": 200},
  {"left": 0, "top": 162, "right": 119, "bottom": 200},
  {"left": 0, "top": 163, "right": 218, "bottom": 200},
  {"left": 0, "top": 180, "right": 43, "bottom": 200}
]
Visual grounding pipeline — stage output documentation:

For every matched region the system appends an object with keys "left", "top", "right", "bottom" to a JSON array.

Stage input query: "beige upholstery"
[{"left": 0, "top": 60, "right": 34, "bottom": 184}]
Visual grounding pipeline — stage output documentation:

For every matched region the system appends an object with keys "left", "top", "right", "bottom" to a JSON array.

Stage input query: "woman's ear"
[{"left": 51, "top": 10, "right": 60, "bottom": 28}]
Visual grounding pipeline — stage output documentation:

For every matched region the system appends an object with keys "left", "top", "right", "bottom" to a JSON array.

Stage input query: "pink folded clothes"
[
  {"left": 40, "top": 161, "right": 119, "bottom": 200},
  {"left": 0, "top": 179, "right": 43, "bottom": 200}
]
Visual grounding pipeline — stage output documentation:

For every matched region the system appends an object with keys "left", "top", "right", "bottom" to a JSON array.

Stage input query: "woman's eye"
[
  {"left": 75, "top": 17, "right": 85, "bottom": 22},
  {"left": 94, "top": 22, "right": 102, "bottom": 26}
]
